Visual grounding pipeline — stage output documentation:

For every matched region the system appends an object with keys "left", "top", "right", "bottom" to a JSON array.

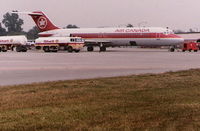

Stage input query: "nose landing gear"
[{"left": 169, "top": 46, "right": 176, "bottom": 52}]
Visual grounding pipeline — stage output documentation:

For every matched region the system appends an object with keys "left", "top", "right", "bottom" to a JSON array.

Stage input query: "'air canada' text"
[{"left": 115, "top": 29, "right": 150, "bottom": 33}]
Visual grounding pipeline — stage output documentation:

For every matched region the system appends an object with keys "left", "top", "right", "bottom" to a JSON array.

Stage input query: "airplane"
[{"left": 13, "top": 11, "right": 184, "bottom": 52}]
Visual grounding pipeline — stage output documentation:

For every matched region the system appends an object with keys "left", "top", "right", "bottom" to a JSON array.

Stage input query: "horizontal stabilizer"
[{"left": 12, "top": 11, "right": 43, "bottom": 16}]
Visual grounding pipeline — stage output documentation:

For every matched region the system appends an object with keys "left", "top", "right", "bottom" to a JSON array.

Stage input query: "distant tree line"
[
  {"left": 63, "top": 24, "right": 79, "bottom": 29},
  {"left": 0, "top": 12, "right": 40, "bottom": 40}
]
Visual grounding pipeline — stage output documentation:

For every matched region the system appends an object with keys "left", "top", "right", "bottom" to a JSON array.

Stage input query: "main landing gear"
[
  {"left": 87, "top": 45, "right": 107, "bottom": 52},
  {"left": 100, "top": 46, "right": 106, "bottom": 52},
  {"left": 99, "top": 43, "right": 106, "bottom": 52}
]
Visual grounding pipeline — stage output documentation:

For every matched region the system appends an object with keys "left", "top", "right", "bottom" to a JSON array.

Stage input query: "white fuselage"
[{"left": 38, "top": 27, "right": 184, "bottom": 47}]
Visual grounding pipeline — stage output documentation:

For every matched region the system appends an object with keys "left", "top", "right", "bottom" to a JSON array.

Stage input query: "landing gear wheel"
[
  {"left": 100, "top": 46, "right": 106, "bottom": 52},
  {"left": 87, "top": 46, "right": 94, "bottom": 52}
]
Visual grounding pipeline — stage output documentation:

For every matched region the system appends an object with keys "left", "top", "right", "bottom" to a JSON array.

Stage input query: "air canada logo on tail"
[{"left": 37, "top": 17, "right": 48, "bottom": 29}]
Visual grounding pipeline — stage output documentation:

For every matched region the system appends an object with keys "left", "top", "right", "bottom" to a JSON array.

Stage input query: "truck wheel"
[
  {"left": 74, "top": 49, "right": 80, "bottom": 53},
  {"left": 21, "top": 46, "right": 27, "bottom": 52},
  {"left": 16, "top": 45, "right": 26, "bottom": 52},
  {"left": 52, "top": 50, "right": 58, "bottom": 52},
  {"left": 22, "top": 49, "right": 27, "bottom": 52},
  {"left": 35, "top": 46, "right": 41, "bottom": 50},
  {"left": 43, "top": 46, "right": 50, "bottom": 52},
  {"left": 68, "top": 46, "right": 73, "bottom": 53},
  {"left": 16, "top": 47, "right": 21, "bottom": 52},
  {"left": 87, "top": 46, "right": 94, "bottom": 52},
  {"left": 50, "top": 46, "right": 58, "bottom": 52}
]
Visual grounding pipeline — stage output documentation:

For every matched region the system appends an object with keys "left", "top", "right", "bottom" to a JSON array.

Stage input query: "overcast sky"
[{"left": 1, "top": 0, "right": 200, "bottom": 31}]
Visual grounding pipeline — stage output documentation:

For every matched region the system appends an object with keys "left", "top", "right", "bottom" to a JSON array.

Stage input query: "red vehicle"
[{"left": 182, "top": 42, "right": 198, "bottom": 52}]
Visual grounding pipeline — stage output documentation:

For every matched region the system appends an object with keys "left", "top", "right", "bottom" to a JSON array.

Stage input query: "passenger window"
[{"left": 164, "top": 32, "right": 169, "bottom": 35}]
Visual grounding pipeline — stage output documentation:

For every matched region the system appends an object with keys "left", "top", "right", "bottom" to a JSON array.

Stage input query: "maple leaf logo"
[{"left": 37, "top": 17, "right": 48, "bottom": 29}]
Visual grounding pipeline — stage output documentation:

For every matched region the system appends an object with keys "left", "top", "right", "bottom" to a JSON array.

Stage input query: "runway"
[{"left": 0, "top": 48, "right": 200, "bottom": 86}]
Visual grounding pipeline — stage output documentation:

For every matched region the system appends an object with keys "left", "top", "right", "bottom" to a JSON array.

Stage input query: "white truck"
[
  {"left": 0, "top": 35, "right": 28, "bottom": 52},
  {"left": 35, "top": 37, "right": 85, "bottom": 53}
]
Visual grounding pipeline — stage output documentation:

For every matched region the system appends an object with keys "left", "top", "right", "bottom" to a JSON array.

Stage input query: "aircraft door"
[
  {"left": 99, "top": 32, "right": 106, "bottom": 38},
  {"left": 156, "top": 33, "right": 161, "bottom": 40},
  {"left": 98, "top": 33, "right": 104, "bottom": 38}
]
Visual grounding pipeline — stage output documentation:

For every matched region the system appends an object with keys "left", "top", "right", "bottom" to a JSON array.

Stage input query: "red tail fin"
[{"left": 28, "top": 11, "right": 59, "bottom": 32}]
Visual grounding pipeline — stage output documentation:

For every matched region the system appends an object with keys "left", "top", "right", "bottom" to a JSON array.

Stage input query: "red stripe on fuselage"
[
  {"left": 39, "top": 33, "right": 181, "bottom": 39},
  {"left": 71, "top": 33, "right": 181, "bottom": 39}
]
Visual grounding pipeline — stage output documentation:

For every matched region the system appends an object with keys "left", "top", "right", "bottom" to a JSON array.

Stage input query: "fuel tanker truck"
[
  {"left": 35, "top": 37, "right": 85, "bottom": 53},
  {"left": 0, "top": 35, "right": 27, "bottom": 52}
]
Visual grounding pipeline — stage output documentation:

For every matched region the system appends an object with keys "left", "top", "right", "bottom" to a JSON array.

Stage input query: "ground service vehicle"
[
  {"left": 182, "top": 42, "right": 198, "bottom": 52},
  {"left": 35, "top": 37, "right": 84, "bottom": 52},
  {"left": 0, "top": 35, "right": 27, "bottom": 52}
]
